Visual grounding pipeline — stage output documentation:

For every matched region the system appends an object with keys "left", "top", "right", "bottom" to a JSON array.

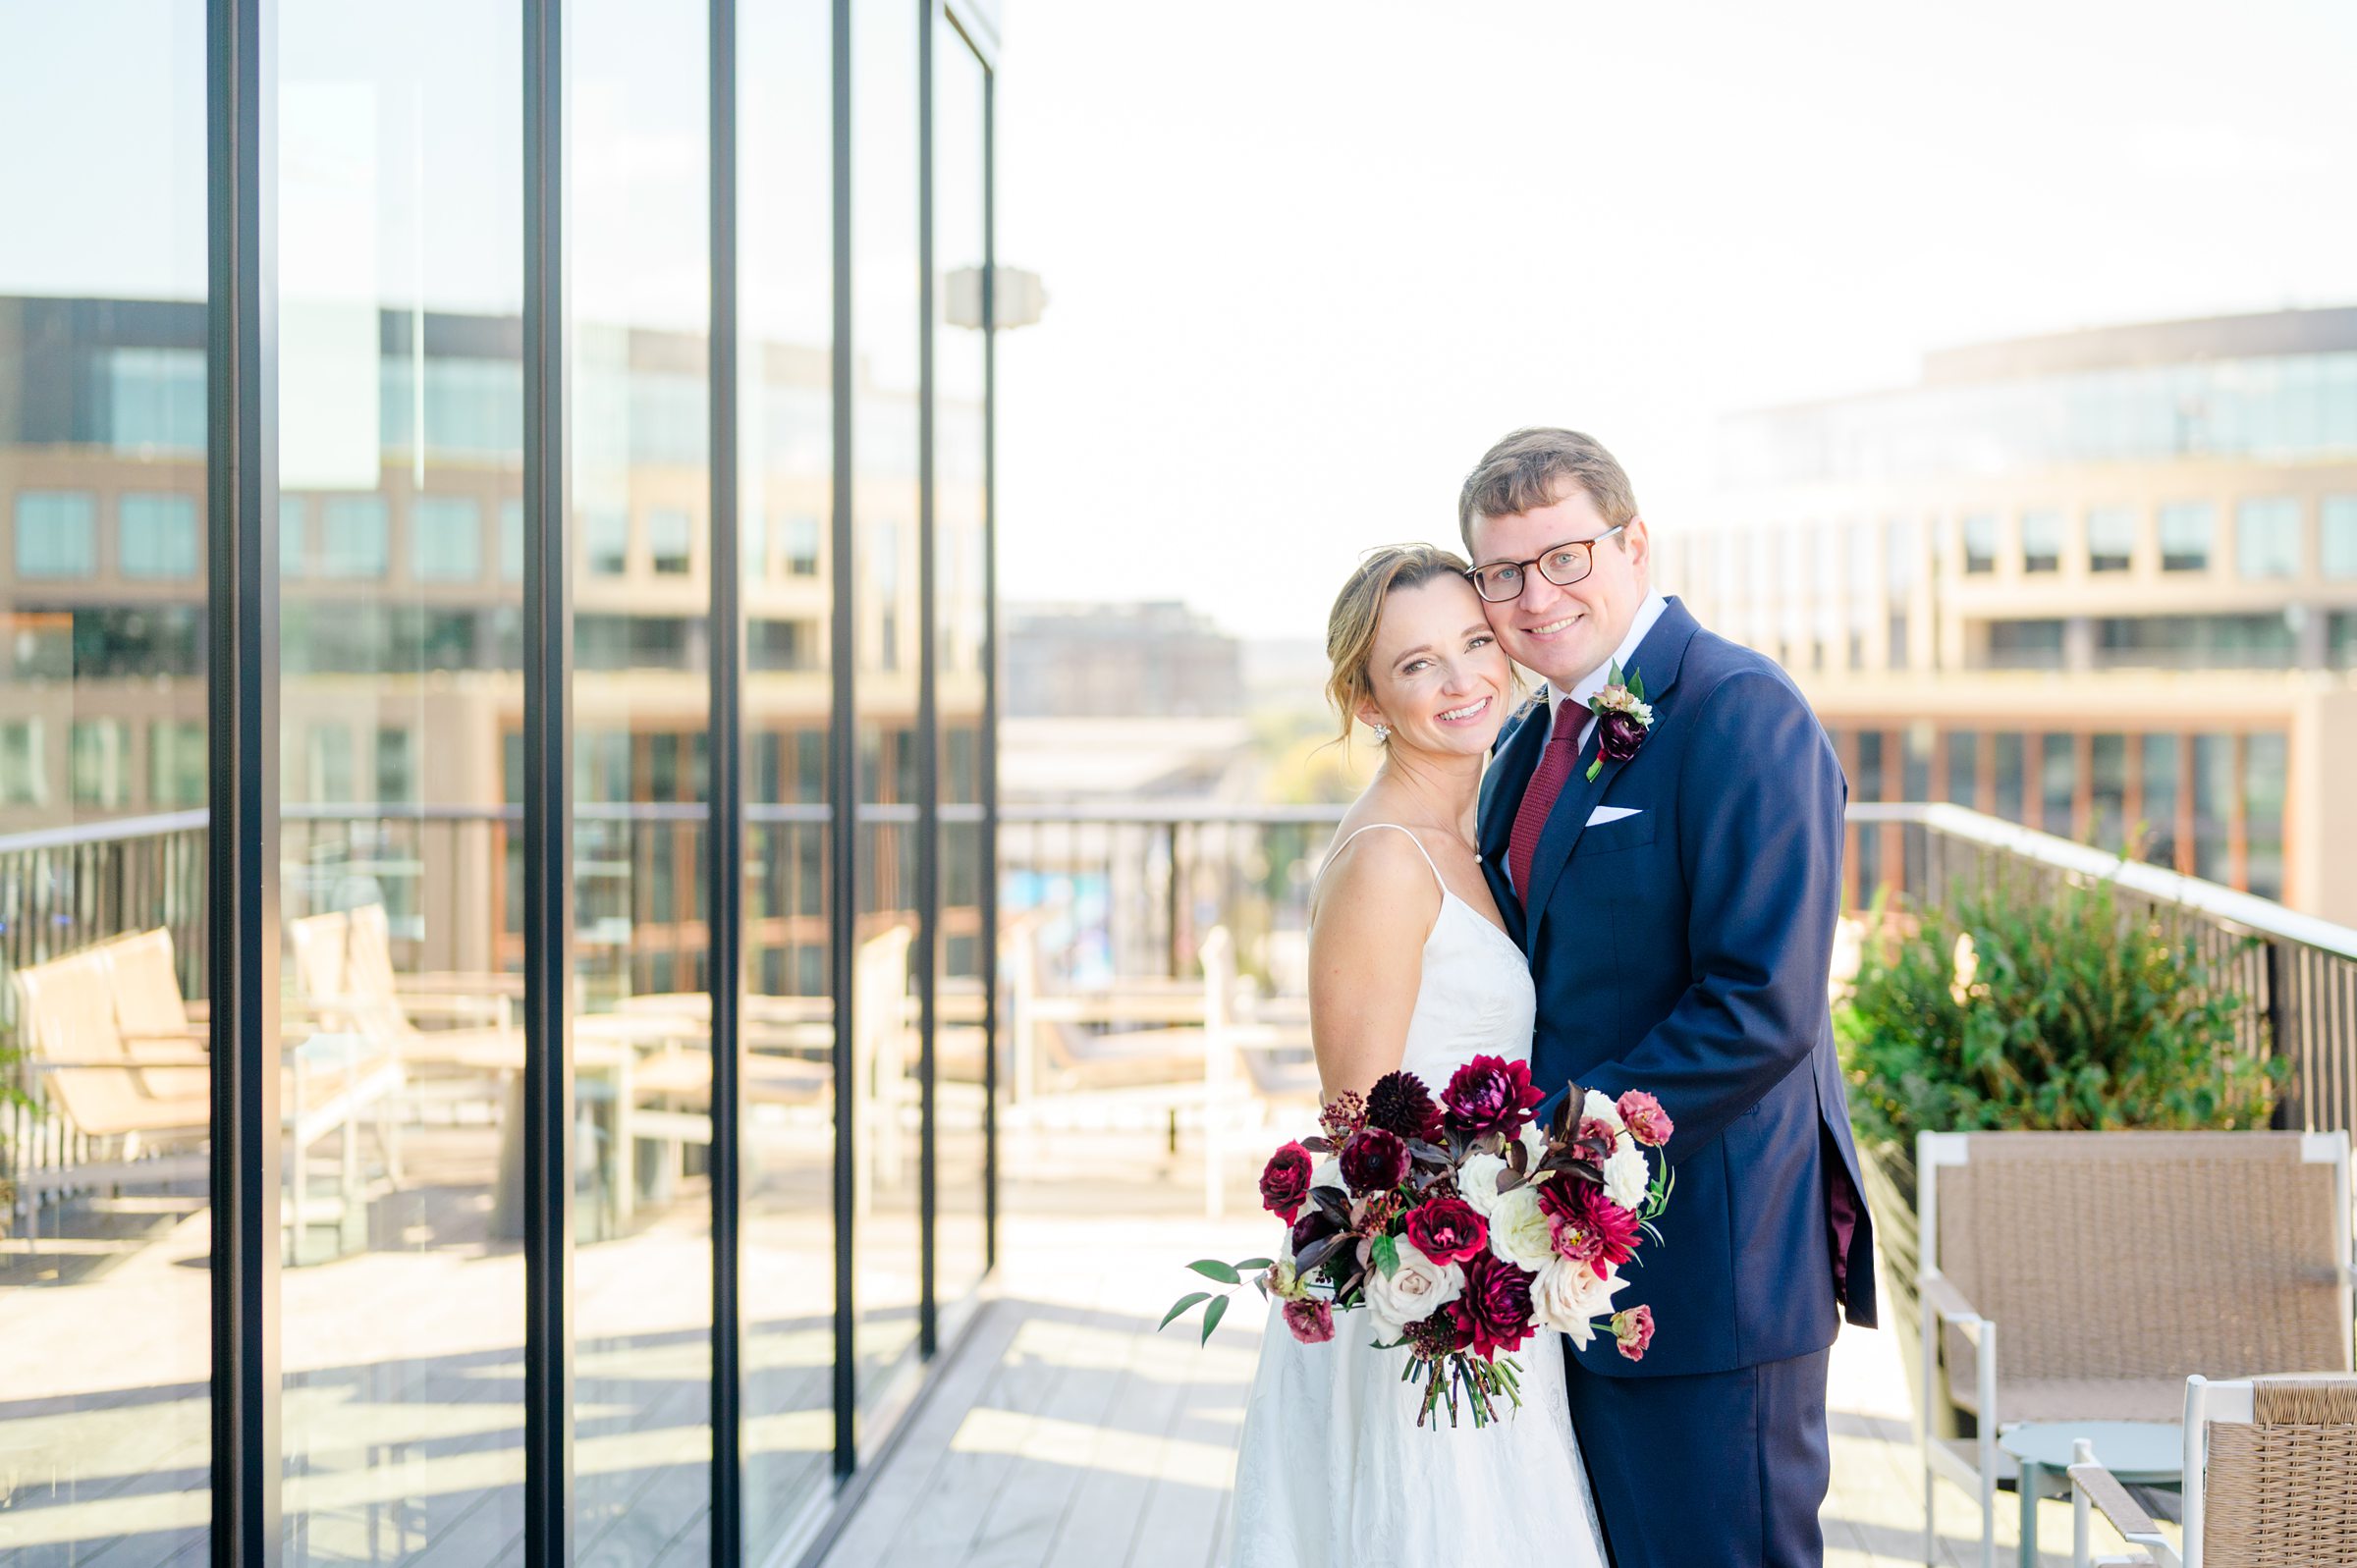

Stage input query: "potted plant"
[{"left": 1837, "top": 852, "right": 2277, "bottom": 1427}]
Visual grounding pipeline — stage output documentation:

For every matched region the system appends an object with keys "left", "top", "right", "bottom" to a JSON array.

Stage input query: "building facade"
[
  {"left": 0, "top": 4, "right": 1002, "bottom": 1565},
  {"left": 1665, "top": 308, "right": 2357, "bottom": 922}
]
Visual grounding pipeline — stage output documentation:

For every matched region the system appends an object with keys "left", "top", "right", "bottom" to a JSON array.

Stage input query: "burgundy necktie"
[{"left": 1508, "top": 704, "right": 1585, "bottom": 903}]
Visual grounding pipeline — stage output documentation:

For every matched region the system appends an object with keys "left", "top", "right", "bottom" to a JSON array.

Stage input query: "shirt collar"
[{"left": 1548, "top": 591, "right": 1669, "bottom": 730}]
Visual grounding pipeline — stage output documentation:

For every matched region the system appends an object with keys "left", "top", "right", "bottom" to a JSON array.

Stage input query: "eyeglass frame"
[{"left": 1462, "top": 523, "right": 1629, "bottom": 603}]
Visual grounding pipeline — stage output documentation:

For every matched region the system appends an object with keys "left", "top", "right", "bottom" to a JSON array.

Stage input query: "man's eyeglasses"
[{"left": 1463, "top": 524, "right": 1627, "bottom": 603}]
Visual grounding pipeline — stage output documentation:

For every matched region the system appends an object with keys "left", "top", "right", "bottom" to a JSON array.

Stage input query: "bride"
[{"left": 1224, "top": 545, "right": 1610, "bottom": 1567}]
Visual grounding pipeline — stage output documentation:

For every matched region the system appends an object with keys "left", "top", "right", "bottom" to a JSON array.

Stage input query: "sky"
[{"left": 989, "top": 0, "right": 2357, "bottom": 636}]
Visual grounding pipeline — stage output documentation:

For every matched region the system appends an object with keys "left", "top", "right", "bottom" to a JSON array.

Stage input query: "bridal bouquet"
[{"left": 1165, "top": 1057, "right": 1674, "bottom": 1430}]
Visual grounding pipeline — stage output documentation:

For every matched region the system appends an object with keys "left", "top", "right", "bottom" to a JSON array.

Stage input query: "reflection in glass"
[
  {"left": 933, "top": 14, "right": 993, "bottom": 1323},
  {"left": 0, "top": 9, "right": 211, "bottom": 1557},
  {"left": 568, "top": 1, "right": 714, "bottom": 1557},
  {"left": 273, "top": 8, "right": 527, "bottom": 1561}
]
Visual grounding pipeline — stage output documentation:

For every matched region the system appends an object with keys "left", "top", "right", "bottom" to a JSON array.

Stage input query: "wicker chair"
[
  {"left": 1918, "top": 1129, "right": 2356, "bottom": 1568},
  {"left": 2069, "top": 1375, "right": 2357, "bottom": 1566}
]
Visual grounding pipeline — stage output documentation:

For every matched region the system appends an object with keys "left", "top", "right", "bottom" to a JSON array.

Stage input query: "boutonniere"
[{"left": 1584, "top": 662, "right": 1654, "bottom": 782}]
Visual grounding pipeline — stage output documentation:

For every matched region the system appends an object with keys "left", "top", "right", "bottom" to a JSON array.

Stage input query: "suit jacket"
[{"left": 1479, "top": 596, "right": 1877, "bottom": 1379}]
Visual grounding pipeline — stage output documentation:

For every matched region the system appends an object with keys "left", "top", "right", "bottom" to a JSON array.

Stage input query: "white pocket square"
[{"left": 1586, "top": 805, "right": 1641, "bottom": 827}]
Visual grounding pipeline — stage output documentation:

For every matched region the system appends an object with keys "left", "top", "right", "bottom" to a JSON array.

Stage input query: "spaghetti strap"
[{"left": 1321, "top": 823, "right": 1447, "bottom": 897}]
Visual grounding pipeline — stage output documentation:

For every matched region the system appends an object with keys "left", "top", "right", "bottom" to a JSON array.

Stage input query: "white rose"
[
  {"left": 1456, "top": 1153, "right": 1509, "bottom": 1217},
  {"left": 1363, "top": 1237, "right": 1466, "bottom": 1339},
  {"left": 1581, "top": 1089, "right": 1624, "bottom": 1135},
  {"left": 1486, "top": 1184, "right": 1558, "bottom": 1271},
  {"left": 1517, "top": 1118, "right": 1551, "bottom": 1168},
  {"left": 1602, "top": 1142, "right": 1652, "bottom": 1212},
  {"left": 1530, "top": 1257, "right": 1626, "bottom": 1345}
]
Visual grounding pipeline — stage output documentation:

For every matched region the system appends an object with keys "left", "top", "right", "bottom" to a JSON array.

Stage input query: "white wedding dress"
[{"left": 1224, "top": 825, "right": 1610, "bottom": 1568}]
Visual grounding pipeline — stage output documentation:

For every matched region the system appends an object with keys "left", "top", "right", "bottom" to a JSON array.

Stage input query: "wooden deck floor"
[{"left": 813, "top": 1209, "right": 2163, "bottom": 1568}]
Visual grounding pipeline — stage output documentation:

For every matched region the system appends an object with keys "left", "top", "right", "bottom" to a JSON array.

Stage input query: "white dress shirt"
[{"left": 1539, "top": 591, "right": 1670, "bottom": 753}]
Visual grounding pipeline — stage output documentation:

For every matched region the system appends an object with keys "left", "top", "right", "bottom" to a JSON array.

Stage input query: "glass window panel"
[
  {"left": 411, "top": 495, "right": 484, "bottom": 581},
  {"left": 2019, "top": 508, "right": 2062, "bottom": 573},
  {"left": 2038, "top": 733, "right": 2075, "bottom": 837},
  {"left": 2325, "top": 496, "right": 2357, "bottom": 579},
  {"left": 2234, "top": 496, "right": 2301, "bottom": 579},
  {"left": 2090, "top": 732, "right": 2126, "bottom": 850},
  {"left": 2085, "top": 505, "right": 2136, "bottom": 571},
  {"left": 2140, "top": 733, "right": 2180, "bottom": 868},
  {"left": 1945, "top": 730, "right": 1979, "bottom": 807},
  {"left": 569, "top": 1, "right": 712, "bottom": 1554},
  {"left": 500, "top": 497, "right": 525, "bottom": 580},
  {"left": 0, "top": 8, "right": 212, "bottom": 1548},
  {"left": 780, "top": 512, "right": 822, "bottom": 575},
  {"left": 282, "top": 495, "right": 309, "bottom": 577},
  {"left": 2244, "top": 732, "right": 2286, "bottom": 899},
  {"left": 275, "top": 10, "right": 526, "bottom": 1558},
  {"left": 2158, "top": 500, "right": 2215, "bottom": 571},
  {"left": 2192, "top": 733, "right": 2233, "bottom": 882},
  {"left": 119, "top": 493, "right": 201, "bottom": 578},
  {"left": 1992, "top": 731, "right": 2025, "bottom": 823},
  {"left": 15, "top": 491, "right": 98, "bottom": 577},
  {"left": 1960, "top": 512, "right": 1998, "bottom": 573}
]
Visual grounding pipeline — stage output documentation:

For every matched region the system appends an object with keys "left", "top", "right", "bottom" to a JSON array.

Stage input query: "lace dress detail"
[{"left": 1223, "top": 825, "right": 1608, "bottom": 1568}]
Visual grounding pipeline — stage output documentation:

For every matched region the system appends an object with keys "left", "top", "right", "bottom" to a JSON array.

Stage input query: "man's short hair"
[{"left": 1457, "top": 428, "right": 1639, "bottom": 550}]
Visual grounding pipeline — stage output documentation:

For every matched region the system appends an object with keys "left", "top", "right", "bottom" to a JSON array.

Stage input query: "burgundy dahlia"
[
  {"left": 1450, "top": 1252, "right": 1538, "bottom": 1361},
  {"left": 1259, "top": 1141, "right": 1315, "bottom": 1223},
  {"left": 1597, "top": 709, "right": 1647, "bottom": 764},
  {"left": 1365, "top": 1070, "right": 1445, "bottom": 1143},
  {"left": 1338, "top": 1127, "right": 1410, "bottom": 1196},
  {"left": 1539, "top": 1179, "right": 1640, "bottom": 1271},
  {"left": 1401, "top": 1194, "right": 1489, "bottom": 1268},
  {"left": 1442, "top": 1054, "right": 1546, "bottom": 1141}
]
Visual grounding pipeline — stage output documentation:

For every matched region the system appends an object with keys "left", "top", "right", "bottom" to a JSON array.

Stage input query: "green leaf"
[
  {"left": 1159, "top": 1292, "right": 1212, "bottom": 1330},
  {"left": 1233, "top": 1257, "right": 1274, "bottom": 1272},
  {"left": 1628, "top": 666, "right": 1646, "bottom": 701},
  {"left": 1200, "top": 1293, "right": 1230, "bottom": 1344},
  {"left": 1372, "top": 1232, "right": 1400, "bottom": 1278},
  {"left": 1187, "top": 1259, "right": 1241, "bottom": 1285}
]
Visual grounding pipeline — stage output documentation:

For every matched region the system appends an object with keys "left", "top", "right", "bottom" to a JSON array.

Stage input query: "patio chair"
[
  {"left": 291, "top": 903, "right": 517, "bottom": 1079},
  {"left": 2070, "top": 1375, "right": 2357, "bottom": 1567},
  {"left": 1918, "top": 1129, "right": 2355, "bottom": 1568}
]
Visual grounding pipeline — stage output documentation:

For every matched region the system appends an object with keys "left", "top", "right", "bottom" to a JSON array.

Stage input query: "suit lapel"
[
  {"left": 1479, "top": 700, "right": 1546, "bottom": 948},
  {"left": 1519, "top": 598, "right": 1705, "bottom": 943}
]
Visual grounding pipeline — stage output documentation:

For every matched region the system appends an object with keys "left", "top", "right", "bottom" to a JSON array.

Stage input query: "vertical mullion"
[
  {"left": 207, "top": 0, "right": 282, "bottom": 1560},
  {"left": 977, "top": 55, "right": 998, "bottom": 1276},
  {"left": 914, "top": 0, "right": 940, "bottom": 1364},
  {"left": 521, "top": 0, "right": 576, "bottom": 1558},
  {"left": 828, "top": 0, "right": 859, "bottom": 1484},
  {"left": 707, "top": 0, "right": 745, "bottom": 1558}
]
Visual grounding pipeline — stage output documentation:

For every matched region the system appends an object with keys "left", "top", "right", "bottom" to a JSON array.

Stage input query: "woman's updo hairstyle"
[{"left": 1323, "top": 543, "right": 1477, "bottom": 747}]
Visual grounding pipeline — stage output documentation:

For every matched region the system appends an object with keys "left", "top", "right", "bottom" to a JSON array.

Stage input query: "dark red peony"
[
  {"left": 1401, "top": 1194, "right": 1490, "bottom": 1268},
  {"left": 1338, "top": 1127, "right": 1410, "bottom": 1196},
  {"left": 1258, "top": 1141, "right": 1316, "bottom": 1222},
  {"left": 1449, "top": 1252, "right": 1538, "bottom": 1360},
  {"left": 1442, "top": 1054, "right": 1547, "bottom": 1141},
  {"left": 1364, "top": 1070, "right": 1445, "bottom": 1143},
  {"left": 1538, "top": 1179, "right": 1640, "bottom": 1271}
]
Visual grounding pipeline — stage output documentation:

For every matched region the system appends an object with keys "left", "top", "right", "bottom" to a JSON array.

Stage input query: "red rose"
[
  {"left": 1611, "top": 1304, "right": 1656, "bottom": 1362},
  {"left": 1284, "top": 1298, "right": 1335, "bottom": 1344},
  {"left": 1365, "top": 1070, "right": 1445, "bottom": 1143},
  {"left": 1441, "top": 1054, "right": 1546, "bottom": 1141},
  {"left": 1338, "top": 1127, "right": 1410, "bottom": 1196},
  {"left": 1401, "top": 1195, "right": 1489, "bottom": 1268},
  {"left": 1617, "top": 1090, "right": 1673, "bottom": 1149},
  {"left": 1449, "top": 1252, "right": 1538, "bottom": 1361},
  {"left": 1259, "top": 1141, "right": 1316, "bottom": 1222},
  {"left": 1539, "top": 1180, "right": 1640, "bottom": 1271}
]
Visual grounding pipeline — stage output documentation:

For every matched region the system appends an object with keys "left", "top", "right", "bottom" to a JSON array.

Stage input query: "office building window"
[
  {"left": 0, "top": 721, "right": 45, "bottom": 806},
  {"left": 2192, "top": 733, "right": 2233, "bottom": 883},
  {"left": 1885, "top": 516, "right": 1918, "bottom": 593},
  {"left": 2321, "top": 496, "right": 2357, "bottom": 579},
  {"left": 1945, "top": 730, "right": 1979, "bottom": 807},
  {"left": 2234, "top": 497, "right": 2300, "bottom": 579},
  {"left": 15, "top": 491, "right": 97, "bottom": 577},
  {"left": 585, "top": 508, "right": 629, "bottom": 574},
  {"left": 413, "top": 496, "right": 485, "bottom": 581},
  {"left": 2098, "top": 614, "right": 2298, "bottom": 670},
  {"left": 307, "top": 724, "right": 356, "bottom": 804},
  {"left": 150, "top": 720, "right": 206, "bottom": 806},
  {"left": 107, "top": 347, "right": 207, "bottom": 453},
  {"left": 2038, "top": 733, "right": 2074, "bottom": 838},
  {"left": 1992, "top": 732, "right": 2025, "bottom": 824},
  {"left": 2333, "top": 611, "right": 2357, "bottom": 669},
  {"left": 376, "top": 726, "right": 413, "bottom": 805},
  {"left": 1961, "top": 512, "right": 1998, "bottom": 574},
  {"left": 2158, "top": 501, "right": 2215, "bottom": 571},
  {"left": 320, "top": 496, "right": 390, "bottom": 578},
  {"left": 1903, "top": 723, "right": 1931, "bottom": 803},
  {"left": 780, "top": 514, "right": 821, "bottom": 576},
  {"left": 1848, "top": 521, "right": 1875, "bottom": 604},
  {"left": 2091, "top": 732, "right": 2126, "bottom": 850},
  {"left": 2245, "top": 732, "right": 2286, "bottom": 899},
  {"left": 282, "top": 496, "right": 308, "bottom": 577},
  {"left": 119, "top": 494, "right": 201, "bottom": 579},
  {"left": 70, "top": 720, "right": 134, "bottom": 808},
  {"left": 2086, "top": 505, "right": 2136, "bottom": 571},
  {"left": 2140, "top": 733, "right": 2180, "bottom": 868},
  {"left": 648, "top": 508, "right": 693, "bottom": 574},
  {"left": 1987, "top": 619, "right": 2065, "bottom": 670},
  {"left": 2020, "top": 509, "right": 2063, "bottom": 573}
]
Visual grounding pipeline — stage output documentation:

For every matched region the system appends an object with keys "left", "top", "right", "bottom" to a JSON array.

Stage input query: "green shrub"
[{"left": 1840, "top": 858, "right": 2277, "bottom": 1157}]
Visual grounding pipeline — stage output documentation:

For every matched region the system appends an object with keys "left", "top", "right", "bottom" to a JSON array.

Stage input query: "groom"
[{"left": 1466, "top": 429, "right": 1875, "bottom": 1568}]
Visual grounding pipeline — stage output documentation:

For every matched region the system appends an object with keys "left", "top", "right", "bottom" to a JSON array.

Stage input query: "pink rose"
[
  {"left": 1283, "top": 1298, "right": 1336, "bottom": 1344},
  {"left": 1611, "top": 1304, "right": 1656, "bottom": 1362},
  {"left": 1617, "top": 1091, "right": 1672, "bottom": 1149}
]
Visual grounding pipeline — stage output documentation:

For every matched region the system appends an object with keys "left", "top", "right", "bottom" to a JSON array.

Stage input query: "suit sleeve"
[{"left": 1570, "top": 669, "right": 1846, "bottom": 1163}]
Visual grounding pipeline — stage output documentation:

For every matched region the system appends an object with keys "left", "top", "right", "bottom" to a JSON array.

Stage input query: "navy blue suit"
[{"left": 1478, "top": 597, "right": 1875, "bottom": 1568}]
